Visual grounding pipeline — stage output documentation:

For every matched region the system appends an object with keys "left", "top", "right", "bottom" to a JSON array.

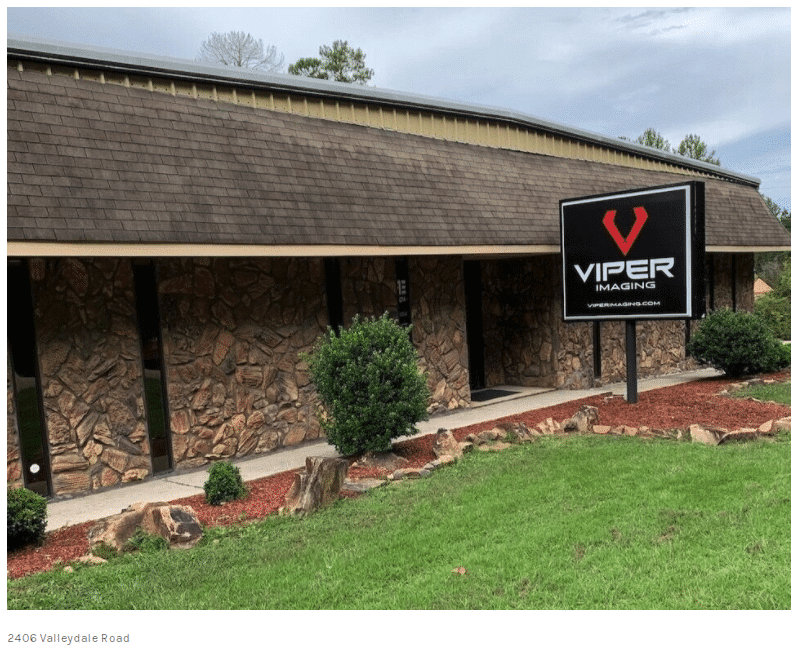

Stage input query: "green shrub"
[
  {"left": 305, "top": 313, "right": 430, "bottom": 456},
  {"left": 687, "top": 308, "right": 790, "bottom": 378},
  {"left": 123, "top": 527, "right": 169, "bottom": 553},
  {"left": 203, "top": 461, "right": 247, "bottom": 506},
  {"left": 7, "top": 486, "right": 48, "bottom": 551}
]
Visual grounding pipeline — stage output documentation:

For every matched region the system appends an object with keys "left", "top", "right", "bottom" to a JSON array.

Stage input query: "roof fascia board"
[
  {"left": 6, "top": 242, "right": 563, "bottom": 258},
  {"left": 8, "top": 35, "right": 760, "bottom": 187},
  {"left": 8, "top": 242, "right": 789, "bottom": 258}
]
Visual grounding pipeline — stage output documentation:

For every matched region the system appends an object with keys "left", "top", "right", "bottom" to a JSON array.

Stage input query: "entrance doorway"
[
  {"left": 463, "top": 260, "right": 485, "bottom": 391},
  {"left": 132, "top": 261, "right": 173, "bottom": 474},
  {"left": 7, "top": 260, "right": 51, "bottom": 496}
]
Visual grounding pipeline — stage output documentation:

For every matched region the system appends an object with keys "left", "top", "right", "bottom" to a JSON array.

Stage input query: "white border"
[{"left": 561, "top": 184, "right": 695, "bottom": 321}]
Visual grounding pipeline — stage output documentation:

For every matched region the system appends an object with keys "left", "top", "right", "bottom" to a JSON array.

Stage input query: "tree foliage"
[
  {"left": 755, "top": 196, "right": 791, "bottom": 289},
  {"left": 676, "top": 134, "right": 720, "bottom": 165},
  {"left": 621, "top": 129, "right": 720, "bottom": 165},
  {"left": 288, "top": 40, "right": 374, "bottom": 84},
  {"left": 305, "top": 314, "right": 429, "bottom": 456},
  {"left": 633, "top": 128, "right": 672, "bottom": 152},
  {"left": 198, "top": 31, "right": 285, "bottom": 72}
]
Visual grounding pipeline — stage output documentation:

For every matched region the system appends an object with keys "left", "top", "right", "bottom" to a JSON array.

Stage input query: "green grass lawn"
[
  {"left": 729, "top": 381, "right": 790, "bottom": 405},
  {"left": 8, "top": 433, "right": 790, "bottom": 610}
]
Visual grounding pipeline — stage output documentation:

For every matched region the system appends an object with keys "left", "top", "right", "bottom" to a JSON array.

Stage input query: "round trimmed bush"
[
  {"left": 203, "top": 461, "right": 247, "bottom": 505},
  {"left": 306, "top": 313, "right": 430, "bottom": 456},
  {"left": 687, "top": 308, "right": 790, "bottom": 378},
  {"left": 7, "top": 486, "right": 48, "bottom": 551}
]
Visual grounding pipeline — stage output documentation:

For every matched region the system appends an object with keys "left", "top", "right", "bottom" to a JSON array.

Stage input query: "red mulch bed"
[{"left": 7, "top": 371, "right": 790, "bottom": 580}]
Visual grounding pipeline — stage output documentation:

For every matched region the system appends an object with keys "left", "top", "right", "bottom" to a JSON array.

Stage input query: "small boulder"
[
  {"left": 87, "top": 502, "right": 203, "bottom": 552},
  {"left": 281, "top": 456, "right": 349, "bottom": 516},
  {"left": 719, "top": 428, "right": 759, "bottom": 444},
  {"left": 496, "top": 422, "right": 538, "bottom": 443},
  {"left": 592, "top": 425, "right": 612, "bottom": 434},
  {"left": 562, "top": 405, "right": 599, "bottom": 433},
  {"left": 536, "top": 418, "right": 562, "bottom": 434},
  {"left": 774, "top": 416, "right": 791, "bottom": 432},
  {"left": 757, "top": 419, "right": 775, "bottom": 434},
  {"left": 433, "top": 429, "right": 472, "bottom": 459},
  {"left": 689, "top": 424, "right": 723, "bottom": 446}
]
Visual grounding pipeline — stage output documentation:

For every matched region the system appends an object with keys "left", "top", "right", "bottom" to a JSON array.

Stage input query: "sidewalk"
[{"left": 44, "top": 367, "right": 721, "bottom": 531}]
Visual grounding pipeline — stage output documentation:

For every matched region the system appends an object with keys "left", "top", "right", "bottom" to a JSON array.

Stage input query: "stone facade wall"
[
  {"left": 7, "top": 251, "right": 756, "bottom": 497},
  {"left": 7, "top": 353, "right": 23, "bottom": 488},
  {"left": 708, "top": 253, "right": 755, "bottom": 312},
  {"left": 481, "top": 256, "right": 561, "bottom": 388},
  {"left": 409, "top": 257, "right": 471, "bottom": 413},
  {"left": 475, "top": 255, "right": 708, "bottom": 391},
  {"left": 158, "top": 257, "right": 328, "bottom": 469},
  {"left": 29, "top": 258, "right": 151, "bottom": 496},
  {"left": 341, "top": 258, "right": 398, "bottom": 324}
]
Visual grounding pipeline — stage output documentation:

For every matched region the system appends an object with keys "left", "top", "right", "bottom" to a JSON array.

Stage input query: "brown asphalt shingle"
[{"left": 7, "top": 66, "right": 791, "bottom": 249}]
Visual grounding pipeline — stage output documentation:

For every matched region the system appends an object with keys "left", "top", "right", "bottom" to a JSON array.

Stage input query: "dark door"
[
  {"left": 7, "top": 260, "right": 52, "bottom": 496},
  {"left": 463, "top": 260, "right": 485, "bottom": 390},
  {"left": 132, "top": 261, "right": 173, "bottom": 473}
]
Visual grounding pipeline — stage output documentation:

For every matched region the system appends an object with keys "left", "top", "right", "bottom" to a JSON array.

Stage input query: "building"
[
  {"left": 754, "top": 278, "right": 774, "bottom": 300},
  {"left": 7, "top": 36, "right": 791, "bottom": 497}
]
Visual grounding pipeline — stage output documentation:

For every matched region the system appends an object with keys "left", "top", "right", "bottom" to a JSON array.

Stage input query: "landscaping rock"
[
  {"left": 87, "top": 502, "right": 203, "bottom": 552},
  {"left": 389, "top": 467, "right": 431, "bottom": 480},
  {"left": 341, "top": 477, "right": 388, "bottom": 493},
  {"left": 496, "top": 421, "right": 538, "bottom": 443},
  {"left": 467, "top": 428, "right": 506, "bottom": 444},
  {"left": 536, "top": 418, "right": 562, "bottom": 434},
  {"left": 757, "top": 419, "right": 775, "bottom": 434},
  {"left": 434, "top": 429, "right": 472, "bottom": 459},
  {"left": 592, "top": 425, "right": 612, "bottom": 434},
  {"left": 281, "top": 456, "right": 349, "bottom": 516},
  {"left": 774, "top": 416, "right": 791, "bottom": 432},
  {"left": 562, "top": 405, "right": 599, "bottom": 432},
  {"left": 355, "top": 450, "right": 409, "bottom": 471},
  {"left": 718, "top": 428, "right": 759, "bottom": 444},
  {"left": 689, "top": 424, "right": 723, "bottom": 445}
]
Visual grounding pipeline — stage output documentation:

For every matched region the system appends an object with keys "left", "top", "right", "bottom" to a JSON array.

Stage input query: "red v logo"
[{"left": 602, "top": 207, "right": 648, "bottom": 256}]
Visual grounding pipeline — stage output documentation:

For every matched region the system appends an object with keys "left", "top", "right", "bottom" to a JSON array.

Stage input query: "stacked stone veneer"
[
  {"left": 475, "top": 255, "right": 736, "bottom": 390},
  {"left": 28, "top": 258, "right": 152, "bottom": 496},
  {"left": 158, "top": 258, "right": 328, "bottom": 469},
  {"left": 408, "top": 257, "right": 471, "bottom": 413},
  {"left": 708, "top": 253, "right": 754, "bottom": 312},
  {"left": 339, "top": 256, "right": 470, "bottom": 413},
  {"left": 7, "top": 252, "right": 754, "bottom": 496},
  {"left": 482, "top": 256, "right": 561, "bottom": 388},
  {"left": 159, "top": 255, "right": 471, "bottom": 471}
]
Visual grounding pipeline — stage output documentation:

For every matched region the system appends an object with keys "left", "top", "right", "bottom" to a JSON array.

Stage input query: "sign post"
[{"left": 560, "top": 182, "right": 705, "bottom": 403}]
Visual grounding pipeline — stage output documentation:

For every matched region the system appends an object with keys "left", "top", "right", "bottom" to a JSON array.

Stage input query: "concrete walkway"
[{"left": 44, "top": 367, "right": 721, "bottom": 531}]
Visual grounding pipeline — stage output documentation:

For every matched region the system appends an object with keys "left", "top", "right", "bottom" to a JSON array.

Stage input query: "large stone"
[
  {"left": 88, "top": 502, "right": 204, "bottom": 552},
  {"left": 562, "top": 405, "right": 599, "bottom": 433},
  {"left": 718, "top": 428, "right": 759, "bottom": 444},
  {"left": 689, "top": 424, "right": 722, "bottom": 445},
  {"left": 280, "top": 456, "right": 349, "bottom": 516}
]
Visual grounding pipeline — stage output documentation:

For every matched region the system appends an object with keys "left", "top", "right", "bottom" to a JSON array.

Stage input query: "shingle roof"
[{"left": 7, "top": 64, "right": 791, "bottom": 250}]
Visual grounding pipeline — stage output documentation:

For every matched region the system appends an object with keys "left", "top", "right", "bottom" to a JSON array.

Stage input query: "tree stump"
[{"left": 280, "top": 456, "right": 349, "bottom": 516}]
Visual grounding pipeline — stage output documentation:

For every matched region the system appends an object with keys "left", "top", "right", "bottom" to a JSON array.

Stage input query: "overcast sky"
[{"left": 7, "top": 6, "right": 792, "bottom": 211}]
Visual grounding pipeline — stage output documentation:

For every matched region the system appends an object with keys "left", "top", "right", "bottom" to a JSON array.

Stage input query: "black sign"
[{"left": 561, "top": 182, "right": 705, "bottom": 321}]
